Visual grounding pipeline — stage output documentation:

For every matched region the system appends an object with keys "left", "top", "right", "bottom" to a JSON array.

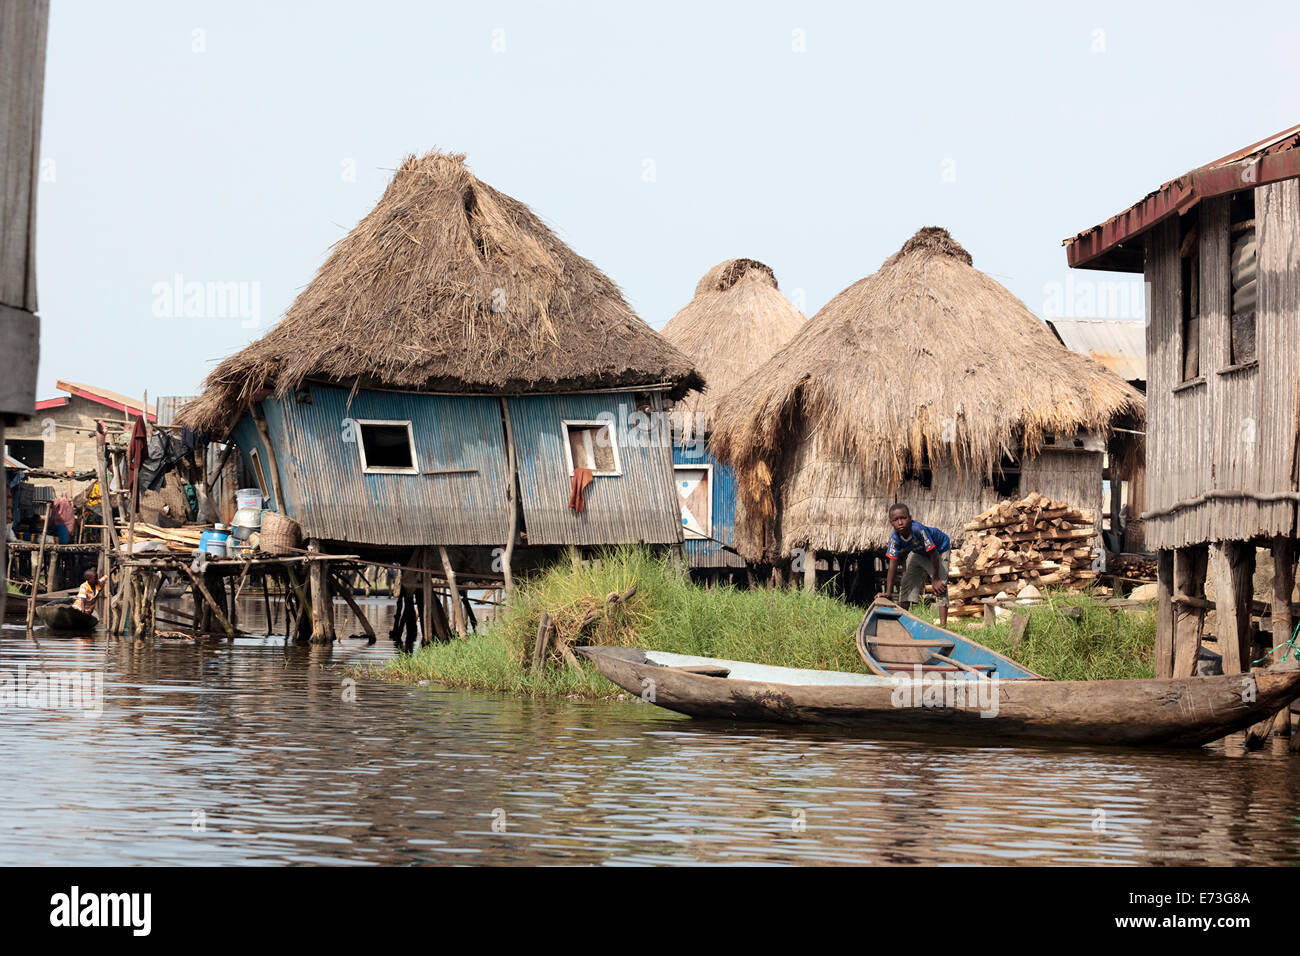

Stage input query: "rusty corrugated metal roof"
[
  {"left": 1046, "top": 319, "right": 1146, "bottom": 384},
  {"left": 1064, "top": 123, "right": 1300, "bottom": 272}
]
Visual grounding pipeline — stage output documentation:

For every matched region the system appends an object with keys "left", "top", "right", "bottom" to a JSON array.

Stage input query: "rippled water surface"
[{"left": 2, "top": 596, "right": 1298, "bottom": 865}]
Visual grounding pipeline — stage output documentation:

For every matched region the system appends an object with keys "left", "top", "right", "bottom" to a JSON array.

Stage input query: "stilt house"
[
  {"left": 711, "top": 227, "right": 1144, "bottom": 597},
  {"left": 1065, "top": 124, "right": 1300, "bottom": 685},
  {"left": 178, "top": 151, "right": 701, "bottom": 583},
  {"left": 660, "top": 259, "right": 805, "bottom": 571}
]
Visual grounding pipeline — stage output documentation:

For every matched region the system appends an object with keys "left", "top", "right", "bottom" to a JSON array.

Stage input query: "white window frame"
[
  {"left": 673, "top": 462, "right": 712, "bottom": 539},
  {"left": 562, "top": 419, "right": 622, "bottom": 477},
  {"left": 249, "top": 448, "right": 269, "bottom": 499},
  {"left": 355, "top": 419, "right": 420, "bottom": 475}
]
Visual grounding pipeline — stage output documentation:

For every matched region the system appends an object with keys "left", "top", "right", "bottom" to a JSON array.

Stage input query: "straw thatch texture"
[
  {"left": 180, "top": 151, "right": 701, "bottom": 432},
  {"left": 660, "top": 259, "right": 805, "bottom": 434},
  {"left": 710, "top": 227, "right": 1145, "bottom": 559}
]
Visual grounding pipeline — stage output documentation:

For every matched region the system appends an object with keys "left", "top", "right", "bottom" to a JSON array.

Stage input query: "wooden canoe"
[
  {"left": 35, "top": 603, "right": 99, "bottom": 632},
  {"left": 577, "top": 645, "right": 1300, "bottom": 748},
  {"left": 857, "top": 599, "right": 1043, "bottom": 679}
]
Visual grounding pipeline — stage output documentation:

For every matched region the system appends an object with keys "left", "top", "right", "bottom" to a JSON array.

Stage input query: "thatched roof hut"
[
  {"left": 180, "top": 150, "right": 701, "bottom": 433},
  {"left": 710, "top": 227, "right": 1145, "bottom": 559},
  {"left": 660, "top": 259, "right": 805, "bottom": 435}
]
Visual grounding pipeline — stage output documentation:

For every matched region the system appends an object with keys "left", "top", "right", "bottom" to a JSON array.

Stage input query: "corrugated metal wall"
[
  {"left": 674, "top": 439, "right": 744, "bottom": 568},
  {"left": 257, "top": 385, "right": 513, "bottom": 547},
  {"left": 508, "top": 392, "right": 683, "bottom": 546},
  {"left": 1143, "top": 185, "right": 1300, "bottom": 550}
]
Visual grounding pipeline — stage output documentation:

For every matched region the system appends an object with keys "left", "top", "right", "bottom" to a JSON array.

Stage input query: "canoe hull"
[
  {"left": 36, "top": 604, "right": 99, "bottom": 632},
  {"left": 580, "top": 647, "right": 1300, "bottom": 748}
]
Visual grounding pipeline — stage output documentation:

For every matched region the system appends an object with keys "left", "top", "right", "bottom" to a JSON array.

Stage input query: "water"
[{"left": 2, "top": 596, "right": 1299, "bottom": 865}]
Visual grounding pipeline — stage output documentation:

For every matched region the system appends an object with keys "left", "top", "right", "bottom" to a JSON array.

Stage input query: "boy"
[
  {"left": 883, "top": 503, "right": 951, "bottom": 626},
  {"left": 73, "top": 568, "right": 103, "bottom": 618}
]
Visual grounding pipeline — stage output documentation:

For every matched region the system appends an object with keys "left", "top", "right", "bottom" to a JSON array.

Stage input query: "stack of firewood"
[
  {"left": 1109, "top": 553, "right": 1157, "bottom": 580},
  {"left": 945, "top": 493, "right": 1099, "bottom": 617}
]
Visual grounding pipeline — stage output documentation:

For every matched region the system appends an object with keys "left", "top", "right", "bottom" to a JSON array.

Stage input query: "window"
[
  {"left": 356, "top": 420, "right": 418, "bottom": 474},
  {"left": 5, "top": 439, "right": 44, "bottom": 469},
  {"left": 1179, "top": 208, "right": 1201, "bottom": 382},
  {"left": 901, "top": 464, "right": 932, "bottom": 489},
  {"left": 674, "top": 465, "right": 711, "bottom": 539},
  {"left": 563, "top": 420, "right": 621, "bottom": 476},
  {"left": 983, "top": 454, "right": 1020, "bottom": 498},
  {"left": 1229, "top": 190, "right": 1257, "bottom": 366}
]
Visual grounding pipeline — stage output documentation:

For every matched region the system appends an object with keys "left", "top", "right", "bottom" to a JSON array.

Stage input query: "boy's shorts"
[{"left": 899, "top": 549, "right": 950, "bottom": 606}]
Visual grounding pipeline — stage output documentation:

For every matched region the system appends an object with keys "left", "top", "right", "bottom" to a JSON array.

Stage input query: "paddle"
[{"left": 930, "top": 652, "right": 993, "bottom": 680}]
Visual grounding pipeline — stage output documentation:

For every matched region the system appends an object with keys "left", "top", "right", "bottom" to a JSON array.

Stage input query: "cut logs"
[{"left": 947, "top": 493, "right": 1099, "bottom": 617}]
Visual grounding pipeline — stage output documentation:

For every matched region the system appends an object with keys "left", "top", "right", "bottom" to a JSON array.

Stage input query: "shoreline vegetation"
[{"left": 365, "top": 547, "right": 1156, "bottom": 699}]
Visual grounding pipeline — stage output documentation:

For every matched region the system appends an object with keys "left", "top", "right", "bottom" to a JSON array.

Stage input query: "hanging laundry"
[{"left": 568, "top": 467, "right": 594, "bottom": 513}]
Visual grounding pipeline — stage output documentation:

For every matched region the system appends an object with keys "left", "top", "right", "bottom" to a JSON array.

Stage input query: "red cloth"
[
  {"left": 568, "top": 468, "right": 594, "bottom": 513},
  {"left": 128, "top": 416, "right": 148, "bottom": 508},
  {"left": 50, "top": 496, "right": 73, "bottom": 527}
]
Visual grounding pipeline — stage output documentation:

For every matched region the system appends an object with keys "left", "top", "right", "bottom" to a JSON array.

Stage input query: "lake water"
[{"left": 2, "top": 596, "right": 1298, "bottom": 866}]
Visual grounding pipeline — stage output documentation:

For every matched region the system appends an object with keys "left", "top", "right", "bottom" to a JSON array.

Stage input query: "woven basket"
[{"left": 259, "top": 511, "right": 301, "bottom": 556}]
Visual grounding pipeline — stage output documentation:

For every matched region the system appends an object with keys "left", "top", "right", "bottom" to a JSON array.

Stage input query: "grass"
[{"left": 368, "top": 547, "right": 1157, "bottom": 698}]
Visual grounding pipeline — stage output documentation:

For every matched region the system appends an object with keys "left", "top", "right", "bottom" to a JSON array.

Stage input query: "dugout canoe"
[
  {"left": 578, "top": 607, "right": 1300, "bottom": 748},
  {"left": 35, "top": 603, "right": 99, "bottom": 632}
]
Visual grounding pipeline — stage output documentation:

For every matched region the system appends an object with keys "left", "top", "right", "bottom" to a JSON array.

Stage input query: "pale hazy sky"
[{"left": 33, "top": 0, "right": 1300, "bottom": 403}]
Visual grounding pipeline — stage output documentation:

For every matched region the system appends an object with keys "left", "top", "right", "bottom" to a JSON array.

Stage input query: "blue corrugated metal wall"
[
  {"left": 673, "top": 438, "right": 743, "bottom": 568},
  {"left": 507, "top": 393, "right": 683, "bottom": 546},
  {"left": 231, "top": 385, "right": 684, "bottom": 549},
  {"left": 238, "top": 385, "right": 512, "bottom": 547}
]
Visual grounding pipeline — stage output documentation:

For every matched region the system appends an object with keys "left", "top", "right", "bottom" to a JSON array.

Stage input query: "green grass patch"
[
  {"left": 367, "top": 547, "right": 1157, "bottom": 697},
  {"left": 909, "top": 592, "right": 1155, "bottom": 680}
]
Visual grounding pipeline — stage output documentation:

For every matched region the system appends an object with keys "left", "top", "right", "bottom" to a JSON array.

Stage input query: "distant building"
[{"left": 5, "top": 380, "right": 155, "bottom": 479}]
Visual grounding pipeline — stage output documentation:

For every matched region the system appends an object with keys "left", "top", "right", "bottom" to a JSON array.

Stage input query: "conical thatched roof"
[
  {"left": 179, "top": 150, "right": 702, "bottom": 432},
  {"left": 660, "top": 259, "right": 805, "bottom": 434},
  {"left": 710, "top": 227, "right": 1145, "bottom": 552}
]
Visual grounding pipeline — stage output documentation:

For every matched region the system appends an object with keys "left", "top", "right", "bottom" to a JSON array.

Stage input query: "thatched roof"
[
  {"left": 710, "top": 227, "right": 1145, "bottom": 553},
  {"left": 179, "top": 150, "right": 701, "bottom": 432},
  {"left": 660, "top": 259, "right": 805, "bottom": 434}
]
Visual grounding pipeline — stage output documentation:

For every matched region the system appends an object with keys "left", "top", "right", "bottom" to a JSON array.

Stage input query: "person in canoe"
[
  {"left": 72, "top": 568, "right": 103, "bottom": 619},
  {"left": 883, "top": 503, "right": 951, "bottom": 626}
]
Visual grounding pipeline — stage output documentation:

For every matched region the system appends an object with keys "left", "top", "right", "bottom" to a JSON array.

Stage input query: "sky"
[{"left": 32, "top": 0, "right": 1300, "bottom": 404}]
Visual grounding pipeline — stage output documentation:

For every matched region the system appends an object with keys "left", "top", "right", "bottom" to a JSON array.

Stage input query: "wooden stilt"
[
  {"left": 500, "top": 397, "right": 518, "bottom": 599},
  {"left": 420, "top": 548, "right": 435, "bottom": 646},
  {"left": 1270, "top": 538, "right": 1297, "bottom": 736},
  {"left": 533, "top": 611, "right": 554, "bottom": 670},
  {"left": 307, "top": 541, "right": 332, "bottom": 644},
  {"left": 25, "top": 504, "right": 51, "bottom": 638},
  {"left": 1172, "top": 544, "right": 1208, "bottom": 678},
  {"left": 331, "top": 570, "right": 376, "bottom": 642},
  {"left": 1211, "top": 540, "right": 1254, "bottom": 675},
  {"left": 1155, "top": 549, "right": 1175, "bottom": 679},
  {"left": 803, "top": 549, "right": 817, "bottom": 592},
  {"left": 438, "top": 545, "right": 466, "bottom": 636},
  {"left": 184, "top": 566, "right": 235, "bottom": 636}
]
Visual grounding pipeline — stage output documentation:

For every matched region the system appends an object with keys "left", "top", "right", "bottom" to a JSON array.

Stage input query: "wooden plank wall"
[{"left": 1144, "top": 185, "right": 1300, "bottom": 549}]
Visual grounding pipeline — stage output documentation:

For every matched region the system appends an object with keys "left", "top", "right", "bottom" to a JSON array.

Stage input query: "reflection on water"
[{"left": 1, "top": 596, "right": 1298, "bottom": 865}]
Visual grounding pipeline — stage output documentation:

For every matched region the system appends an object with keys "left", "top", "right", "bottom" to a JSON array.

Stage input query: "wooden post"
[
  {"left": 438, "top": 545, "right": 466, "bottom": 636},
  {"left": 499, "top": 397, "right": 518, "bottom": 600},
  {"left": 25, "top": 504, "right": 51, "bottom": 636},
  {"left": 183, "top": 565, "right": 236, "bottom": 636},
  {"left": 532, "top": 611, "right": 553, "bottom": 670},
  {"left": 803, "top": 549, "right": 817, "bottom": 592},
  {"left": 421, "top": 548, "right": 434, "bottom": 646},
  {"left": 1210, "top": 540, "right": 1254, "bottom": 675},
  {"left": 252, "top": 406, "right": 284, "bottom": 512},
  {"left": 1271, "top": 538, "right": 1297, "bottom": 736},
  {"left": 307, "top": 541, "right": 332, "bottom": 644},
  {"left": 1155, "top": 549, "right": 1175, "bottom": 679},
  {"left": 94, "top": 437, "right": 115, "bottom": 626},
  {"left": 1172, "top": 544, "right": 1209, "bottom": 678},
  {"left": 331, "top": 570, "right": 376, "bottom": 642}
]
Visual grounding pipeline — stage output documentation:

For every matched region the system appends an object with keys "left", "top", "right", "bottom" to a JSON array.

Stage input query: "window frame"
[
  {"left": 561, "top": 420, "right": 623, "bottom": 477},
  {"left": 673, "top": 462, "right": 713, "bottom": 540},
  {"left": 249, "top": 447, "right": 269, "bottom": 499},
  {"left": 354, "top": 419, "right": 420, "bottom": 475}
]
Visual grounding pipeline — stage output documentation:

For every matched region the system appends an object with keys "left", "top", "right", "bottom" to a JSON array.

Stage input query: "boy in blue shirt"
[{"left": 883, "top": 503, "right": 951, "bottom": 626}]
